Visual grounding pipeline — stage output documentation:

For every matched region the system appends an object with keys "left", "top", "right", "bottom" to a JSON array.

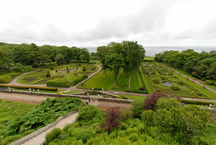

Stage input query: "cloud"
[
  {"left": 198, "top": 18, "right": 216, "bottom": 39},
  {"left": 69, "top": 0, "right": 175, "bottom": 46}
]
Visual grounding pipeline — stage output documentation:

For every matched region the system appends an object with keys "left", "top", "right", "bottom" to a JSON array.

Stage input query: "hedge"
[
  {"left": 125, "top": 90, "right": 148, "bottom": 94},
  {"left": 72, "top": 75, "right": 88, "bottom": 86},
  {"left": 180, "top": 99, "right": 213, "bottom": 106},
  {"left": 0, "top": 73, "right": 21, "bottom": 83},
  {"left": 139, "top": 67, "right": 153, "bottom": 94},
  {"left": 206, "top": 80, "right": 213, "bottom": 85},
  {"left": 46, "top": 79, "right": 70, "bottom": 88},
  {"left": 0, "top": 84, "right": 58, "bottom": 91}
]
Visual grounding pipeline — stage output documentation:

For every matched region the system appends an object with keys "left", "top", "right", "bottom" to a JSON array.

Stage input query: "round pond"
[{"left": 162, "top": 81, "right": 172, "bottom": 87}]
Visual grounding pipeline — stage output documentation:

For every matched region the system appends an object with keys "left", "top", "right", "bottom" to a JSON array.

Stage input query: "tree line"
[
  {"left": 154, "top": 49, "right": 216, "bottom": 81},
  {"left": 96, "top": 41, "right": 145, "bottom": 89},
  {"left": 0, "top": 42, "right": 91, "bottom": 68}
]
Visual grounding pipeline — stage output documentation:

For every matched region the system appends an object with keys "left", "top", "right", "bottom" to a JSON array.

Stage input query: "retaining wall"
[{"left": 0, "top": 90, "right": 133, "bottom": 104}]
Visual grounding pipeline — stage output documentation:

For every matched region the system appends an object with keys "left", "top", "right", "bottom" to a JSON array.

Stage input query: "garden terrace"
[{"left": 141, "top": 62, "right": 215, "bottom": 99}]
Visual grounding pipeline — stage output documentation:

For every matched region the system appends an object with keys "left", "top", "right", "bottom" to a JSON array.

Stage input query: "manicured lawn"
[
  {"left": 144, "top": 56, "right": 154, "bottom": 61},
  {"left": 78, "top": 68, "right": 144, "bottom": 91},
  {"left": 78, "top": 69, "right": 114, "bottom": 90},
  {"left": 120, "top": 94, "right": 146, "bottom": 102}
]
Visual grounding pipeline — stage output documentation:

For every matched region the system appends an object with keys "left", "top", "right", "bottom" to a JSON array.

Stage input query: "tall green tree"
[
  {"left": 207, "top": 62, "right": 216, "bottom": 81},
  {"left": 0, "top": 49, "right": 12, "bottom": 69},
  {"left": 28, "top": 43, "right": 42, "bottom": 65},
  {"left": 122, "top": 41, "right": 145, "bottom": 89},
  {"left": 55, "top": 53, "right": 65, "bottom": 65},
  {"left": 106, "top": 42, "right": 124, "bottom": 87},
  {"left": 80, "top": 48, "right": 90, "bottom": 62},
  {"left": 12, "top": 46, "right": 29, "bottom": 64},
  {"left": 96, "top": 46, "right": 109, "bottom": 79},
  {"left": 60, "top": 46, "right": 72, "bottom": 63}
]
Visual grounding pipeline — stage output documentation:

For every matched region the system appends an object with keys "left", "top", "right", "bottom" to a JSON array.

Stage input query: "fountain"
[{"left": 162, "top": 81, "right": 172, "bottom": 87}]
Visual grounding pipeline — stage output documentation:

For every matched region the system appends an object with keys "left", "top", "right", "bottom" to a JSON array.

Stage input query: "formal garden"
[
  {"left": 141, "top": 62, "right": 216, "bottom": 99},
  {"left": 17, "top": 63, "right": 98, "bottom": 87}
]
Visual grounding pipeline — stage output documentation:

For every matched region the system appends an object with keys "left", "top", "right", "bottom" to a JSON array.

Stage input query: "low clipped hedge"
[
  {"left": 206, "top": 80, "right": 213, "bottom": 85},
  {"left": 125, "top": 90, "right": 148, "bottom": 94},
  {"left": 72, "top": 75, "right": 88, "bottom": 86},
  {"left": 0, "top": 73, "right": 21, "bottom": 83},
  {"left": 0, "top": 84, "right": 58, "bottom": 91},
  {"left": 180, "top": 99, "right": 213, "bottom": 106},
  {"left": 46, "top": 79, "right": 70, "bottom": 88}
]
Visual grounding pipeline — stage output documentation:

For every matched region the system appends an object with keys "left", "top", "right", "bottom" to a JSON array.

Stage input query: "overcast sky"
[{"left": 1, "top": 0, "right": 216, "bottom": 49}]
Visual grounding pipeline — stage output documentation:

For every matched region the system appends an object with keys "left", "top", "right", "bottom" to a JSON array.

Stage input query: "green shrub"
[
  {"left": 72, "top": 75, "right": 88, "bottom": 86},
  {"left": 78, "top": 105, "right": 101, "bottom": 121},
  {"left": 213, "top": 81, "right": 216, "bottom": 86},
  {"left": 46, "top": 79, "right": 70, "bottom": 87},
  {"left": 45, "top": 128, "right": 63, "bottom": 145},
  {"left": 206, "top": 80, "right": 213, "bottom": 85},
  {"left": 131, "top": 101, "right": 144, "bottom": 119},
  {"left": 2, "top": 135, "right": 22, "bottom": 145},
  {"left": 85, "top": 90, "right": 101, "bottom": 95},
  {"left": 46, "top": 71, "right": 51, "bottom": 78},
  {"left": 152, "top": 78, "right": 160, "bottom": 83},
  {"left": 128, "top": 133, "right": 139, "bottom": 141},
  {"left": 32, "top": 63, "right": 39, "bottom": 68},
  {"left": 76, "top": 129, "right": 94, "bottom": 143},
  {"left": 180, "top": 99, "right": 213, "bottom": 105},
  {"left": 161, "top": 76, "right": 167, "bottom": 80},
  {"left": 0, "top": 75, "right": 13, "bottom": 83},
  {"left": 83, "top": 66, "right": 86, "bottom": 71},
  {"left": 171, "top": 84, "right": 180, "bottom": 91}
]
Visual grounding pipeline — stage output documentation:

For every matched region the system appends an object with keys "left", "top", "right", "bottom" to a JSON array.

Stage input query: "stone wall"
[{"left": 0, "top": 90, "right": 133, "bottom": 104}]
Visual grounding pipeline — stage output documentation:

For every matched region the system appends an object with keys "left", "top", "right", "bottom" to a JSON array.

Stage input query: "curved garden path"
[{"left": 7, "top": 64, "right": 103, "bottom": 88}]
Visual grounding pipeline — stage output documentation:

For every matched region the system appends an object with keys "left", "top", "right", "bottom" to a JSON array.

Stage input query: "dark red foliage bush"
[
  {"left": 143, "top": 92, "right": 180, "bottom": 111},
  {"left": 139, "top": 87, "right": 146, "bottom": 91},
  {"left": 100, "top": 106, "right": 123, "bottom": 133}
]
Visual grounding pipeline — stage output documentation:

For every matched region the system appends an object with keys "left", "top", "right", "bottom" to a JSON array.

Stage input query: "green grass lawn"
[
  {"left": 144, "top": 57, "right": 154, "bottom": 61},
  {"left": 78, "top": 68, "right": 143, "bottom": 91},
  {"left": 120, "top": 94, "right": 146, "bottom": 102}
]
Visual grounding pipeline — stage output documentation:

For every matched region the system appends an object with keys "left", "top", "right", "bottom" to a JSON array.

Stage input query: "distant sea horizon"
[{"left": 84, "top": 46, "right": 216, "bottom": 57}]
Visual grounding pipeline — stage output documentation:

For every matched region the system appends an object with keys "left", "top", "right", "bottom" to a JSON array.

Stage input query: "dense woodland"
[
  {"left": 0, "top": 42, "right": 91, "bottom": 69},
  {"left": 155, "top": 49, "right": 216, "bottom": 82}
]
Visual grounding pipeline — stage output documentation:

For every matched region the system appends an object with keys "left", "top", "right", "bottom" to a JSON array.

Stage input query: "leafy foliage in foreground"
[
  {"left": 46, "top": 94, "right": 215, "bottom": 145},
  {"left": 4, "top": 97, "right": 84, "bottom": 137}
]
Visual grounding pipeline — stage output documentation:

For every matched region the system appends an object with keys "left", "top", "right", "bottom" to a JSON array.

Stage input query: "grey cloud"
[
  {"left": 71, "top": 0, "right": 174, "bottom": 44},
  {"left": 173, "top": 28, "right": 195, "bottom": 40},
  {"left": 0, "top": 17, "right": 38, "bottom": 43},
  {"left": 198, "top": 18, "right": 216, "bottom": 39},
  {"left": 40, "top": 24, "right": 70, "bottom": 43}
]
